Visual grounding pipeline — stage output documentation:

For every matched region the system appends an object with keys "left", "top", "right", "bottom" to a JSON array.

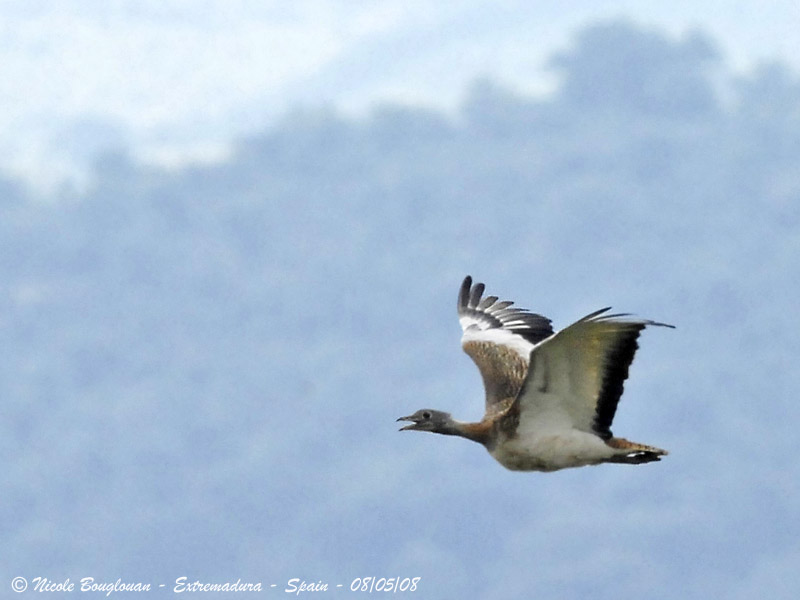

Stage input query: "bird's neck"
[{"left": 441, "top": 419, "right": 492, "bottom": 446}]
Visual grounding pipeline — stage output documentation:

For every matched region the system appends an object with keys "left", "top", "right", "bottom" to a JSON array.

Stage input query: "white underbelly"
[{"left": 489, "top": 430, "right": 616, "bottom": 472}]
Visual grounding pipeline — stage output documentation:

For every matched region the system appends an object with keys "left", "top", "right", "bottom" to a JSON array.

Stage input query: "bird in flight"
[{"left": 398, "top": 276, "right": 672, "bottom": 472}]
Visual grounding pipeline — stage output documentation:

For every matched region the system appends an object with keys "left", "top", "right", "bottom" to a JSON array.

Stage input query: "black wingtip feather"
[
  {"left": 478, "top": 295, "right": 498, "bottom": 310},
  {"left": 458, "top": 276, "right": 473, "bottom": 311},
  {"left": 592, "top": 327, "right": 644, "bottom": 438},
  {"left": 469, "top": 283, "right": 485, "bottom": 307},
  {"left": 580, "top": 307, "right": 613, "bottom": 322},
  {"left": 457, "top": 275, "right": 555, "bottom": 344}
]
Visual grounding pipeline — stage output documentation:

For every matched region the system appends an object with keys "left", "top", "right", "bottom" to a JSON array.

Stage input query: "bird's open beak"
[{"left": 396, "top": 415, "right": 419, "bottom": 431}]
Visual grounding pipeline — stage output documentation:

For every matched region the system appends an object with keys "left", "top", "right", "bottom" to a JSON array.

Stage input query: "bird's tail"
[{"left": 606, "top": 437, "right": 668, "bottom": 464}]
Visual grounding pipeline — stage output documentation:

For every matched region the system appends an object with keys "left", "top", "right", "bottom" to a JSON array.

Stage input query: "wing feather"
[
  {"left": 457, "top": 276, "right": 554, "bottom": 412},
  {"left": 514, "top": 309, "right": 673, "bottom": 438}
]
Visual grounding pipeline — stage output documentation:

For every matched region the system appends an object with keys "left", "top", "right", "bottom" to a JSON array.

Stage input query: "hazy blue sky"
[
  {"left": 2, "top": 0, "right": 798, "bottom": 189},
  {"left": 3, "top": 4, "right": 799, "bottom": 600}
]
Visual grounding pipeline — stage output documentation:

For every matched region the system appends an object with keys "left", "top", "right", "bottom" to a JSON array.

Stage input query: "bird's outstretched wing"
[
  {"left": 513, "top": 308, "right": 674, "bottom": 439},
  {"left": 457, "top": 276, "right": 554, "bottom": 413}
]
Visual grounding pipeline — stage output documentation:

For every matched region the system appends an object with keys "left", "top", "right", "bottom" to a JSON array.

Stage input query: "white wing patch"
[{"left": 460, "top": 325, "right": 534, "bottom": 361}]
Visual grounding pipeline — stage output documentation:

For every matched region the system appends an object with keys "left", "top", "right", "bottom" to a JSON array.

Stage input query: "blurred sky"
[
  {"left": 4, "top": 4, "right": 800, "bottom": 599},
  {"left": 1, "top": 0, "right": 798, "bottom": 190}
]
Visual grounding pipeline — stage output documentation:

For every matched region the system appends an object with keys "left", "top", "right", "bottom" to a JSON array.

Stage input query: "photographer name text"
[{"left": 11, "top": 576, "right": 421, "bottom": 595}]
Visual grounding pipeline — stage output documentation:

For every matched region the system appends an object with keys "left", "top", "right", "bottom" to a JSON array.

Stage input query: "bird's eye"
[{"left": 422, "top": 411, "right": 432, "bottom": 419}]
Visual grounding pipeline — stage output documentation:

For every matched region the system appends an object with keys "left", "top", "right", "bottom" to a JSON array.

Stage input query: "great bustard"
[{"left": 398, "top": 276, "right": 672, "bottom": 472}]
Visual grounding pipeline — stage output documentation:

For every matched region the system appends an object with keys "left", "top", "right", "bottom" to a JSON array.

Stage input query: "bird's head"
[{"left": 397, "top": 409, "right": 454, "bottom": 433}]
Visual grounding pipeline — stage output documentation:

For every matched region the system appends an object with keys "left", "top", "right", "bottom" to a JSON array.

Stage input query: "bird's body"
[
  {"left": 398, "top": 276, "right": 672, "bottom": 472},
  {"left": 490, "top": 426, "right": 619, "bottom": 472}
]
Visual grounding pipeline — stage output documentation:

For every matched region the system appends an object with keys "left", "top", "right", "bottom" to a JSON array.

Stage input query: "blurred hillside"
[{"left": 2, "top": 21, "right": 799, "bottom": 600}]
